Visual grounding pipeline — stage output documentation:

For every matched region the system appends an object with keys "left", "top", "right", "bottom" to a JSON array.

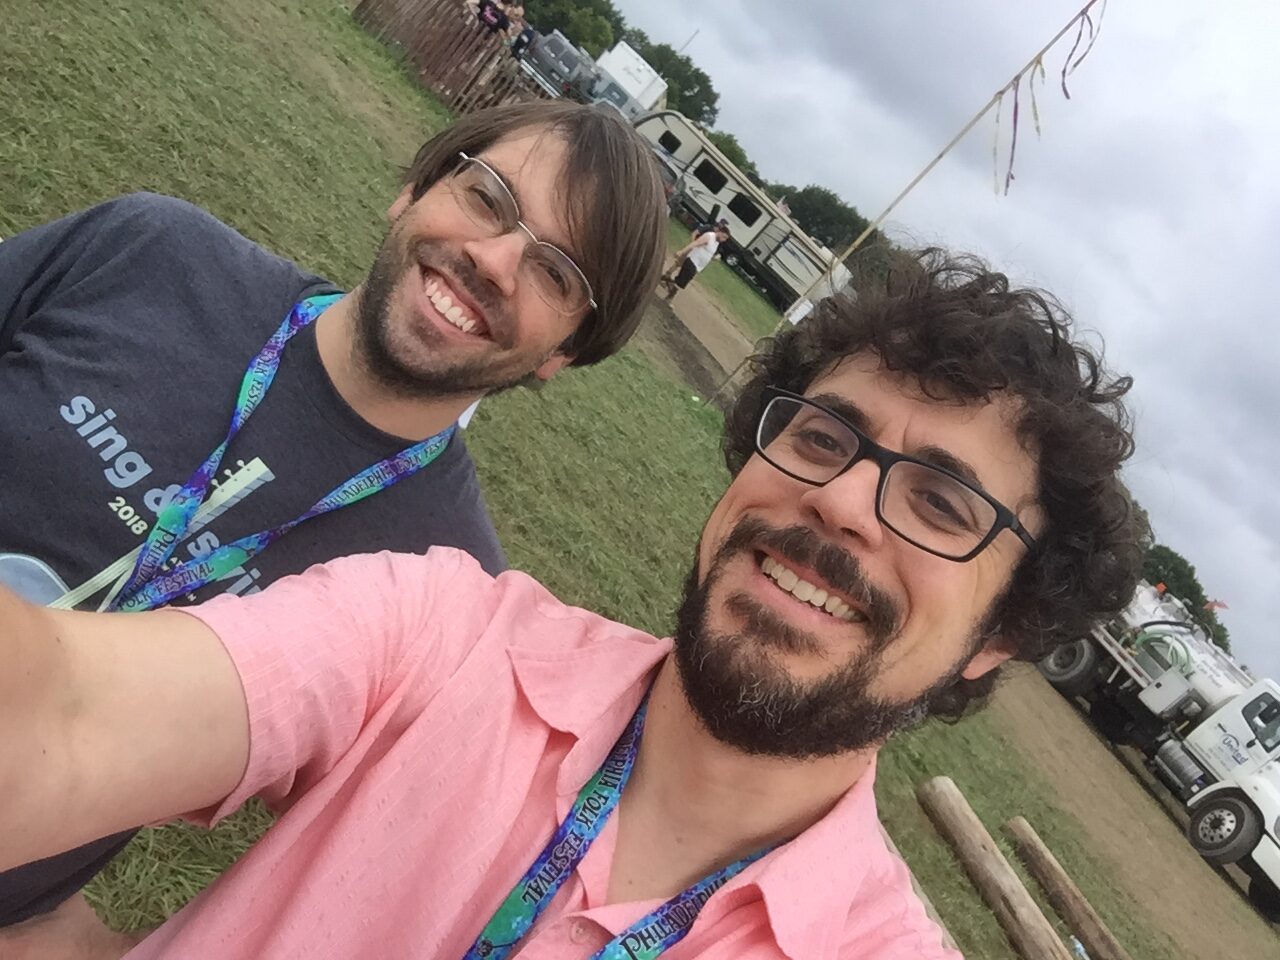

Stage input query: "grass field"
[
  {"left": 665, "top": 220, "right": 783, "bottom": 342},
  {"left": 2, "top": 2, "right": 1183, "bottom": 958}
]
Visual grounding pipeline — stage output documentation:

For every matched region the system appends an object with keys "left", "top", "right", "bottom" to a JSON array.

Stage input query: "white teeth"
[
  {"left": 425, "top": 276, "right": 482, "bottom": 334},
  {"left": 761, "top": 555, "right": 864, "bottom": 622}
]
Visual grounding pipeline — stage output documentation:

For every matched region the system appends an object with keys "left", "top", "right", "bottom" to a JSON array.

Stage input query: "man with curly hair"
[{"left": 0, "top": 249, "right": 1142, "bottom": 959}]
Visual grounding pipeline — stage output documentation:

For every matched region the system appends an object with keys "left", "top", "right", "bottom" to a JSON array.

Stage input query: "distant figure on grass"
[
  {"left": 661, "top": 221, "right": 731, "bottom": 301},
  {"left": 0, "top": 249, "right": 1144, "bottom": 959},
  {"left": 0, "top": 100, "right": 666, "bottom": 959}
]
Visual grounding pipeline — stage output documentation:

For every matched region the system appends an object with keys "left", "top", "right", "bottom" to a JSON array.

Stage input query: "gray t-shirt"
[{"left": 0, "top": 192, "right": 506, "bottom": 609}]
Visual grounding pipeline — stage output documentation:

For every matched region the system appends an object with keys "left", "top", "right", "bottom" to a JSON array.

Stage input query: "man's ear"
[
  {"left": 387, "top": 184, "right": 414, "bottom": 223},
  {"left": 532, "top": 352, "right": 574, "bottom": 382},
  {"left": 960, "top": 634, "right": 1017, "bottom": 680}
]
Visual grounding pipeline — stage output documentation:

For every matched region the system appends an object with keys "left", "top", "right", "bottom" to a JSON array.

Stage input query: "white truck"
[
  {"left": 635, "top": 109, "right": 852, "bottom": 310},
  {"left": 1039, "top": 582, "right": 1280, "bottom": 920}
]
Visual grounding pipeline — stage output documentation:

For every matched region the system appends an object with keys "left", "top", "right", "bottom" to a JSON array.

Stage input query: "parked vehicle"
[
  {"left": 635, "top": 109, "right": 851, "bottom": 309},
  {"left": 1040, "top": 582, "right": 1280, "bottom": 920},
  {"left": 520, "top": 29, "right": 596, "bottom": 97},
  {"left": 595, "top": 40, "right": 667, "bottom": 114}
]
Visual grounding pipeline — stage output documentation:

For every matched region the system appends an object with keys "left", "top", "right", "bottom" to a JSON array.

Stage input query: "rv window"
[
  {"left": 658, "top": 131, "right": 681, "bottom": 154},
  {"left": 694, "top": 160, "right": 728, "bottom": 193},
  {"left": 727, "top": 193, "right": 761, "bottom": 227}
]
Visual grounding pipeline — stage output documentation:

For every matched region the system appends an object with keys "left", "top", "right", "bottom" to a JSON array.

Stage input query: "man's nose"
[
  {"left": 462, "top": 230, "right": 527, "bottom": 299},
  {"left": 797, "top": 458, "right": 886, "bottom": 550}
]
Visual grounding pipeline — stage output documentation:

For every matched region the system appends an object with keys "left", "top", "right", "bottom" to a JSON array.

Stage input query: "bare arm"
[{"left": 0, "top": 589, "right": 249, "bottom": 870}]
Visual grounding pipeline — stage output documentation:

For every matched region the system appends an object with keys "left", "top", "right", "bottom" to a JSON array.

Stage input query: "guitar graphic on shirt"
[{"left": 0, "top": 458, "right": 275, "bottom": 609}]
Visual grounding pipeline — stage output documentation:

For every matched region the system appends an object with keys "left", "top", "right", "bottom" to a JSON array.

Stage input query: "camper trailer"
[{"left": 635, "top": 110, "right": 851, "bottom": 309}]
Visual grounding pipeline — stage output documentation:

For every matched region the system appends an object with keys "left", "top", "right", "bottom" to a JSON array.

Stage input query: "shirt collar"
[
  {"left": 742, "top": 760, "right": 885, "bottom": 960},
  {"left": 510, "top": 625, "right": 899, "bottom": 960}
]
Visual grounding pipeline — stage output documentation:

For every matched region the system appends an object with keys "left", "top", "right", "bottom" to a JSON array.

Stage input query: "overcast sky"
[{"left": 613, "top": 0, "right": 1280, "bottom": 678}]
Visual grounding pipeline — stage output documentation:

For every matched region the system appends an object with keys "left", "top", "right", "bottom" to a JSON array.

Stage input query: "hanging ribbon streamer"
[
  {"left": 991, "top": 88, "right": 1004, "bottom": 194},
  {"left": 1029, "top": 57, "right": 1047, "bottom": 137},
  {"left": 1004, "top": 76, "right": 1021, "bottom": 195},
  {"left": 1062, "top": 0, "right": 1107, "bottom": 98},
  {"left": 993, "top": 0, "right": 1106, "bottom": 193}
]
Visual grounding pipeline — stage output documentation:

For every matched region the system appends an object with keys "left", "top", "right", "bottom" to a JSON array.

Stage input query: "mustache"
[
  {"left": 715, "top": 517, "right": 900, "bottom": 648},
  {"left": 408, "top": 238, "right": 514, "bottom": 348}
]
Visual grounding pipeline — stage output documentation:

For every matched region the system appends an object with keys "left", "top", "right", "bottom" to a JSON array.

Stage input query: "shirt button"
[{"left": 569, "top": 920, "right": 590, "bottom": 944}]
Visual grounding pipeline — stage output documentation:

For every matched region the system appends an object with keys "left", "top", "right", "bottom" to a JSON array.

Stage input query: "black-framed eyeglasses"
[
  {"left": 446, "top": 152, "right": 597, "bottom": 315},
  {"left": 754, "top": 387, "right": 1039, "bottom": 562}
]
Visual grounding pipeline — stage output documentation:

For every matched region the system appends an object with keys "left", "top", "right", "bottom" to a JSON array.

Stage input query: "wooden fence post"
[
  {"left": 916, "top": 776, "right": 1073, "bottom": 960},
  {"left": 1004, "top": 817, "right": 1135, "bottom": 960}
]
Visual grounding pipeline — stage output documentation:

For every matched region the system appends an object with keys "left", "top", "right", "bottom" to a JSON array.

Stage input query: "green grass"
[
  {"left": 665, "top": 220, "right": 784, "bottom": 342},
  {"left": 3, "top": 2, "right": 1190, "bottom": 957},
  {"left": 880, "top": 712, "right": 1181, "bottom": 960}
]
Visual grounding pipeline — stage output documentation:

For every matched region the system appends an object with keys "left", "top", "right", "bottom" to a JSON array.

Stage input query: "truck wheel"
[
  {"left": 1037, "top": 639, "right": 1099, "bottom": 696},
  {"left": 1188, "top": 795, "right": 1262, "bottom": 866},
  {"left": 1249, "top": 879, "right": 1280, "bottom": 924},
  {"left": 723, "top": 252, "right": 740, "bottom": 268}
]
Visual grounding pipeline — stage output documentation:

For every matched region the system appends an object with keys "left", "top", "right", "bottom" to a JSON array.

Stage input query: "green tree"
[
  {"left": 524, "top": 0, "right": 623, "bottom": 37},
  {"left": 564, "top": 9, "right": 613, "bottom": 56},
  {"left": 705, "top": 130, "right": 759, "bottom": 181},
  {"left": 1142, "top": 543, "right": 1231, "bottom": 651},
  {"left": 768, "top": 184, "right": 871, "bottom": 249},
  {"left": 629, "top": 39, "right": 721, "bottom": 124}
]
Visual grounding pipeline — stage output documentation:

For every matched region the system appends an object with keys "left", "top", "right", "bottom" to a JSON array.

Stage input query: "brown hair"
[
  {"left": 723, "top": 248, "right": 1144, "bottom": 719},
  {"left": 403, "top": 101, "right": 667, "bottom": 365}
]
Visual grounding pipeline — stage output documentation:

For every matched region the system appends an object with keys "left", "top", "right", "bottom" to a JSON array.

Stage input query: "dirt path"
[
  {"left": 989, "top": 664, "right": 1280, "bottom": 957},
  {"left": 666, "top": 281, "right": 759, "bottom": 373}
]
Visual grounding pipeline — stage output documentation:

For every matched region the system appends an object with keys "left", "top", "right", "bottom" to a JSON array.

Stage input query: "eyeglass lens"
[
  {"left": 756, "top": 397, "right": 999, "bottom": 558},
  {"left": 451, "top": 159, "right": 593, "bottom": 313}
]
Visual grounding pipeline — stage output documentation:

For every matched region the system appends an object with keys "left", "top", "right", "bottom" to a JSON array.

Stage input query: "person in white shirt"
[{"left": 661, "top": 223, "right": 730, "bottom": 300}]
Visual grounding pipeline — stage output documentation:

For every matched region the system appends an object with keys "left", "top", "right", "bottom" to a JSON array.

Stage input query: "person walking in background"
[{"left": 661, "top": 222, "right": 730, "bottom": 300}]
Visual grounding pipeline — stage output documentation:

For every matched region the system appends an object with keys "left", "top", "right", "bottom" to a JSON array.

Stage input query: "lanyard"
[
  {"left": 463, "top": 699, "right": 773, "bottom": 960},
  {"left": 111, "top": 294, "right": 456, "bottom": 612}
]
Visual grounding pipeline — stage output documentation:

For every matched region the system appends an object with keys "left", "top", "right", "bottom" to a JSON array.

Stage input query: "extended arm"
[{"left": 0, "top": 589, "right": 249, "bottom": 870}]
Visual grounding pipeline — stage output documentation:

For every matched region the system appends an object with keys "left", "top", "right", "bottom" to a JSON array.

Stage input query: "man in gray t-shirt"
[{"left": 0, "top": 100, "right": 666, "bottom": 955}]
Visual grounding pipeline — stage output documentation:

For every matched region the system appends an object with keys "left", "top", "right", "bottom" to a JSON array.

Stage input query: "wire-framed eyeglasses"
[
  {"left": 446, "top": 152, "right": 597, "bottom": 315},
  {"left": 754, "top": 387, "right": 1038, "bottom": 562}
]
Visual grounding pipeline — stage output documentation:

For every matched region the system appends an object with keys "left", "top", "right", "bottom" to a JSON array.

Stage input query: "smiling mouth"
[
  {"left": 759, "top": 554, "right": 868, "bottom": 624},
  {"left": 423, "top": 269, "right": 492, "bottom": 339}
]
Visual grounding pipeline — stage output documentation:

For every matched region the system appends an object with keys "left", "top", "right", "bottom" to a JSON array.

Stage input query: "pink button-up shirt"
[{"left": 127, "top": 549, "right": 959, "bottom": 960}]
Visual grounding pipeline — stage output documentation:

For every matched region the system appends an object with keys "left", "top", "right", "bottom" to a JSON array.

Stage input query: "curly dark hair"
[{"left": 722, "top": 248, "right": 1144, "bottom": 719}]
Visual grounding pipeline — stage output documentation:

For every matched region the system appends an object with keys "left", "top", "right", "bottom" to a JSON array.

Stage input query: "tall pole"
[
  {"left": 677, "top": 28, "right": 700, "bottom": 54},
  {"left": 706, "top": 0, "right": 1104, "bottom": 403}
]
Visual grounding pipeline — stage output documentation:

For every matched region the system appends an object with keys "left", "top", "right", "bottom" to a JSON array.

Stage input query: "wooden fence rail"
[{"left": 353, "top": 0, "right": 551, "bottom": 114}]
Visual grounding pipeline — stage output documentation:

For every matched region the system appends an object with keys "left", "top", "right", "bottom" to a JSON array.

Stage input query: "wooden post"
[
  {"left": 916, "top": 777, "right": 1072, "bottom": 960},
  {"left": 1003, "top": 817, "right": 1134, "bottom": 960}
]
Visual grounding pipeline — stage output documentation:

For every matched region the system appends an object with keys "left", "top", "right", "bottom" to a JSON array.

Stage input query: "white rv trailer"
[{"left": 634, "top": 110, "right": 851, "bottom": 309}]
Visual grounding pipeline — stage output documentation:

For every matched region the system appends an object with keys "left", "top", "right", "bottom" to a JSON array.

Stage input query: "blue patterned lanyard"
[
  {"left": 464, "top": 698, "right": 774, "bottom": 960},
  {"left": 112, "top": 294, "right": 456, "bottom": 611}
]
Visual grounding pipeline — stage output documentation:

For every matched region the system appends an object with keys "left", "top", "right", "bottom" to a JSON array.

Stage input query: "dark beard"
[
  {"left": 671, "top": 518, "right": 985, "bottom": 760},
  {"left": 353, "top": 231, "right": 532, "bottom": 398}
]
